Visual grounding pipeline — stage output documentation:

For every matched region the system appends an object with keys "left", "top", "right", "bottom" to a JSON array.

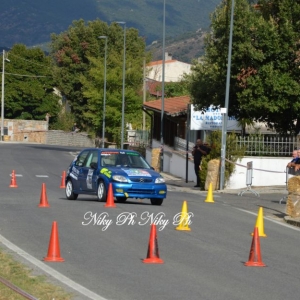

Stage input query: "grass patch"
[{"left": 0, "top": 248, "right": 73, "bottom": 300}]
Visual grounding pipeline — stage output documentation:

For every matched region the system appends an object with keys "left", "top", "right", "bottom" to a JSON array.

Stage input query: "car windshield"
[{"left": 100, "top": 151, "right": 151, "bottom": 169}]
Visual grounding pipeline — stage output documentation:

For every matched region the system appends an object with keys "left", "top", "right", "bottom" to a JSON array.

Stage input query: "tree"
[
  {"left": 50, "top": 19, "right": 149, "bottom": 141},
  {"left": 151, "top": 80, "right": 190, "bottom": 99},
  {"left": 189, "top": 0, "right": 300, "bottom": 134},
  {"left": 2, "top": 44, "right": 60, "bottom": 121}
]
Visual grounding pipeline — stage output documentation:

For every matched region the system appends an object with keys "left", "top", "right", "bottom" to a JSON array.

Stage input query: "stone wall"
[
  {"left": 46, "top": 130, "right": 94, "bottom": 147},
  {"left": 1, "top": 119, "right": 94, "bottom": 147}
]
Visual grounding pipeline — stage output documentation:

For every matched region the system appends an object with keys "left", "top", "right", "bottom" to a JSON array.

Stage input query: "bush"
[{"left": 200, "top": 131, "right": 246, "bottom": 189}]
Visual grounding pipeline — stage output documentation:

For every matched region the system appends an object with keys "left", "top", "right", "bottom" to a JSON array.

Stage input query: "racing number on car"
[{"left": 86, "top": 169, "right": 94, "bottom": 189}]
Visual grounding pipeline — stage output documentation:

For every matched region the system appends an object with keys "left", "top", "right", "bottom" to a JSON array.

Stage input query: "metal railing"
[
  {"left": 174, "top": 135, "right": 300, "bottom": 157},
  {"left": 236, "top": 136, "right": 300, "bottom": 157}
]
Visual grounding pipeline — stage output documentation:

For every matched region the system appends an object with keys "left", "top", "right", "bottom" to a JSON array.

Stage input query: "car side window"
[
  {"left": 75, "top": 150, "right": 89, "bottom": 167},
  {"left": 84, "top": 151, "right": 98, "bottom": 168}
]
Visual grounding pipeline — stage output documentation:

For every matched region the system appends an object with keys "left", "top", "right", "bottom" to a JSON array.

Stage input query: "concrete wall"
[
  {"left": 146, "top": 140, "right": 290, "bottom": 190},
  {"left": 146, "top": 140, "right": 195, "bottom": 183},
  {"left": 226, "top": 157, "right": 289, "bottom": 189}
]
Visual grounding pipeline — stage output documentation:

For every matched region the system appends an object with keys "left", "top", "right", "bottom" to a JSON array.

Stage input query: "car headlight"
[
  {"left": 112, "top": 175, "right": 129, "bottom": 183},
  {"left": 155, "top": 177, "right": 165, "bottom": 184}
]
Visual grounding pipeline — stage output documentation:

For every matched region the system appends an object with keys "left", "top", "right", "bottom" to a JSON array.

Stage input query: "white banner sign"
[{"left": 190, "top": 105, "right": 241, "bottom": 131}]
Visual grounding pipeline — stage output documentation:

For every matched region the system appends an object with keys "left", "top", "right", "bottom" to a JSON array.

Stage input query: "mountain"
[
  {"left": 147, "top": 30, "right": 206, "bottom": 63},
  {"left": 0, "top": 0, "right": 220, "bottom": 48}
]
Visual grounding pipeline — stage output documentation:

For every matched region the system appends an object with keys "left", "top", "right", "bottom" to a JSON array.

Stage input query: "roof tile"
[{"left": 143, "top": 95, "right": 190, "bottom": 116}]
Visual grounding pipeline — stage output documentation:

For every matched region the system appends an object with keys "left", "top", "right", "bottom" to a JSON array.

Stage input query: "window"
[
  {"left": 75, "top": 150, "right": 89, "bottom": 167},
  {"left": 84, "top": 151, "right": 99, "bottom": 168}
]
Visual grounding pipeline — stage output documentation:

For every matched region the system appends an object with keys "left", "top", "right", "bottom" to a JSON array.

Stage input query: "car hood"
[{"left": 106, "top": 167, "right": 162, "bottom": 179}]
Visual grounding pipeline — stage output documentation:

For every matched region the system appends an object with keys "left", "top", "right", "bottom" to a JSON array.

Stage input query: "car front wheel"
[
  {"left": 65, "top": 179, "right": 78, "bottom": 200},
  {"left": 97, "top": 181, "right": 106, "bottom": 202},
  {"left": 150, "top": 198, "right": 163, "bottom": 206}
]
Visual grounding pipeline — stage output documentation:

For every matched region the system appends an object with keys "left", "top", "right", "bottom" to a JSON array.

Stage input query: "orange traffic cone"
[
  {"left": 9, "top": 170, "right": 18, "bottom": 188},
  {"left": 104, "top": 183, "right": 116, "bottom": 208},
  {"left": 38, "top": 183, "right": 50, "bottom": 208},
  {"left": 60, "top": 171, "right": 66, "bottom": 188},
  {"left": 143, "top": 224, "right": 164, "bottom": 264},
  {"left": 43, "top": 221, "right": 65, "bottom": 262},
  {"left": 244, "top": 227, "right": 266, "bottom": 267}
]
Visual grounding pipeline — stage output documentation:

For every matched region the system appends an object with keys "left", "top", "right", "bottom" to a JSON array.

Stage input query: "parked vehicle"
[{"left": 65, "top": 148, "right": 167, "bottom": 205}]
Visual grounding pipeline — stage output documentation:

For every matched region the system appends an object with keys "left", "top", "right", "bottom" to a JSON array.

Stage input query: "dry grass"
[{"left": 0, "top": 248, "right": 73, "bottom": 300}]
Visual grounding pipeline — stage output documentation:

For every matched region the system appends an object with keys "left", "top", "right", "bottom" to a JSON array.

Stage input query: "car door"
[
  {"left": 72, "top": 150, "right": 90, "bottom": 191},
  {"left": 80, "top": 150, "right": 99, "bottom": 192}
]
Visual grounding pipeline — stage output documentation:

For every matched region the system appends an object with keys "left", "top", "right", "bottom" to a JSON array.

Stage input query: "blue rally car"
[{"left": 65, "top": 148, "right": 167, "bottom": 205}]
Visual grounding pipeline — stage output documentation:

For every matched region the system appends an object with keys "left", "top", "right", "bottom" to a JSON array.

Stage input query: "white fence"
[{"left": 236, "top": 136, "right": 300, "bottom": 156}]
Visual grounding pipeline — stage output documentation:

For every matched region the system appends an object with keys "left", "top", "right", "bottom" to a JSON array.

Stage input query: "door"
[
  {"left": 80, "top": 150, "right": 99, "bottom": 192},
  {"left": 72, "top": 150, "right": 90, "bottom": 191}
]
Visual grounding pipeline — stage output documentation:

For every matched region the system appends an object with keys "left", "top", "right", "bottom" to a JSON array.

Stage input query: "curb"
[{"left": 284, "top": 216, "right": 300, "bottom": 228}]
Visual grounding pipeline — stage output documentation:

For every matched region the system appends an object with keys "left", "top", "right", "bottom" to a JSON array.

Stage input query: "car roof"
[{"left": 80, "top": 148, "right": 139, "bottom": 154}]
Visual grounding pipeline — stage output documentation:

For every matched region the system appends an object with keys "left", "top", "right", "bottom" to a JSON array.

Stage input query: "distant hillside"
[
  {"left": 0, "top": 0, "right": 220, "bottom": 48},
  {"left": 147, "top": 30, "right": 206, "bottom": 63}
]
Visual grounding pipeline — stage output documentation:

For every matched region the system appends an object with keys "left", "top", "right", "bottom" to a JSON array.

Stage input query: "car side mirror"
[{"left": 90, "top": 162, "right": 98, "bottom": 169}]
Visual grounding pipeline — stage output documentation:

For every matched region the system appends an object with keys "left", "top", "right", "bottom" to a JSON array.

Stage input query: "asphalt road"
[{"left": 0, "top": 143, "right": 299, "bottom": 300}]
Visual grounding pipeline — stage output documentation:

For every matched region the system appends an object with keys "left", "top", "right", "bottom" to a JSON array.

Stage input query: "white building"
[{"left": 146, "top": 53, "right": 191, "bottom": 82}]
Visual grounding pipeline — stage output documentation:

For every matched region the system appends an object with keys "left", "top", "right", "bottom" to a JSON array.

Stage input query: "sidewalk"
[
  {"left": 161, "top": 171, "right": 287, "bottom": 194},
  {"left": 161, "top": 172, "right": 300, "bottom": 228}
]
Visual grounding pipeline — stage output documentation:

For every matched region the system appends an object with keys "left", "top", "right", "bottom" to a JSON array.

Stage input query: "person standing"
[{"left": 192, "top": 139, "right": 209, "bottom": 188}]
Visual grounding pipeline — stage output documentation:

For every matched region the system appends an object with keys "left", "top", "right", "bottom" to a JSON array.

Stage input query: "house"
[
  {"left": 146, "top": 53, "right": 191, "bottom": 83},
  {"left": 143, "top": 95, "right": 194, "bottom": 147}
]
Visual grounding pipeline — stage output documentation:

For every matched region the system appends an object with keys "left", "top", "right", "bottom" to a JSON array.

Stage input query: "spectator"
[
  {"left": 45, "top": 113, "right": 51, "bottom": 122},
  {"left": 72, "top": 123, "right": 80, "bottom": 133},
  {"left": 294, "top": 149, "right": 300, "bottom": 171},
  {"left": 192, "top": 139, "right": 210, "bottom": 188},
  {"left": 287, "top": 150, "right": 298, "bottom": 168}
]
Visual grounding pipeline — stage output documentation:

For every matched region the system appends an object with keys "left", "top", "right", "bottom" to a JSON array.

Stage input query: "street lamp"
[
  {"left": 1, "top": 50, "right": 10, "bottom": 142},
  {"left": 220, "top": 0, "right": 235, "bottom": 189},
  {"left": 116, "top": 21, "right": 126, "bottom": 149},
  {"left": 160, "top": 0, "right": 166, "bottom": 171},
  {"left": 99, "top": 36, "right": 108, "bottom": 148}
]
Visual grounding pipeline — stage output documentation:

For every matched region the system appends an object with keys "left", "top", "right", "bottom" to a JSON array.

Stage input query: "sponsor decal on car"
[
  {"left": 101, "top": 151, "right": 119, "bottom": 155},
  {"left": 100, "top": 168, "right": 112, "bottom": 178},
  {"left": 123, "top": 169, "right": 151, "bottom": 177},
  {"left": 70, "top": 166, "right": 79, "bottom": 180},
  {"left": 86, "top": 169, "right": 93, "bottom": 189}
]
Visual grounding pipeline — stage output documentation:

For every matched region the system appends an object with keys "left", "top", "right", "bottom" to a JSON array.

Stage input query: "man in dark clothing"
[{"left": 192, "top": 139, "right": 209, "bottom": 188}]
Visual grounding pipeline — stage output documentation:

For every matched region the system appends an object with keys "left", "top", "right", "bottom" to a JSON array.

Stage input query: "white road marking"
[
  {"left": 0, "top": 234, "right": 108, "bottom": 300},
  {"left": 35, "top": 175, "right": 49, "bottom": 178},
  {"left": 235, "top": 207, "right": 300, "bottom": 231}
]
